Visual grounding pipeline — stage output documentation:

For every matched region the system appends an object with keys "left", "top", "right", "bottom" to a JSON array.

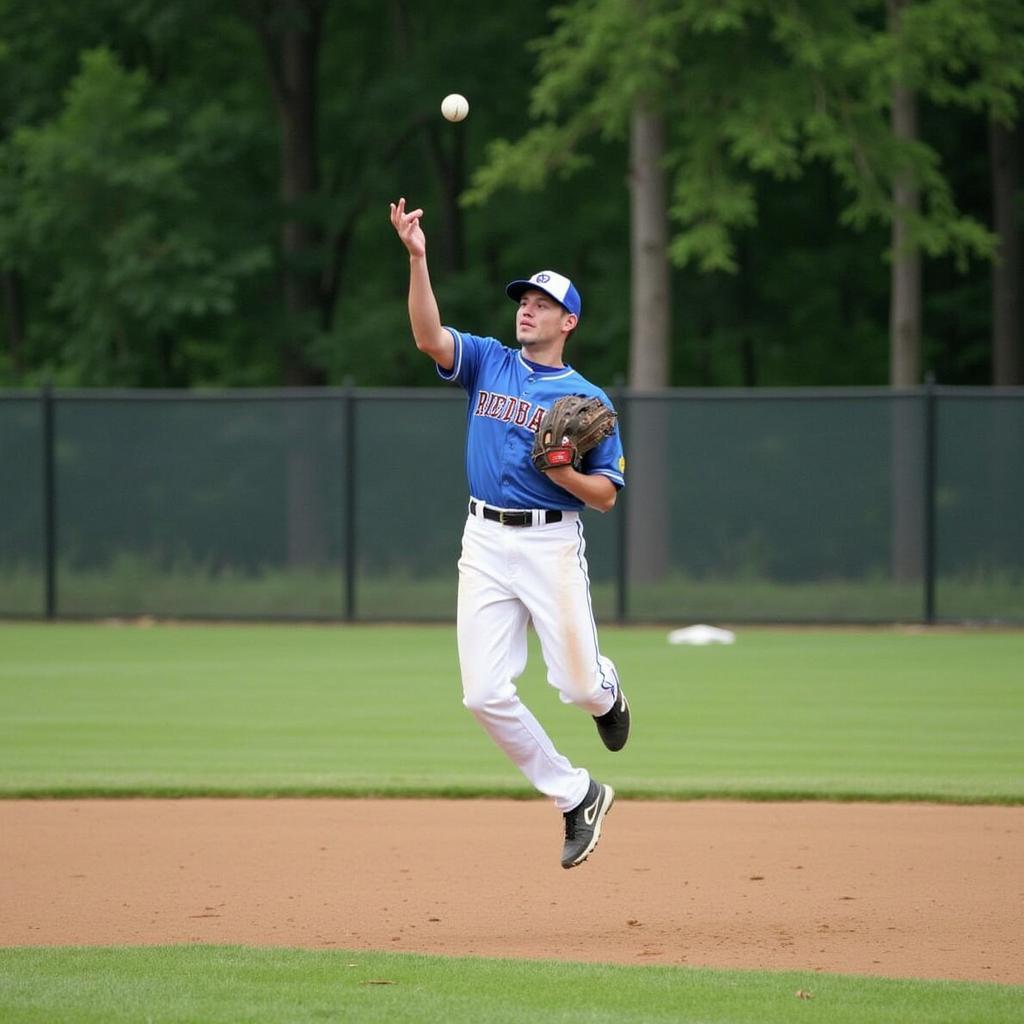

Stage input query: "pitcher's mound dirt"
[{"left": 3, "top": 799, "right": 1021, "bottom": 984}]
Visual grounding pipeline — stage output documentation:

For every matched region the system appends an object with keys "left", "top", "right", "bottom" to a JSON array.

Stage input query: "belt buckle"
[{"left": 498, "top": 510, "right": 510, "bottom": 525}]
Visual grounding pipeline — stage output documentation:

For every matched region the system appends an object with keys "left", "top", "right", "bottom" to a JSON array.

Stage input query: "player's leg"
[
  {"left": 456, "top": 516, "right": 590, "bottom": 812},
  {"left": 517, "top": 517, "right": 630, "bottom": 750}
]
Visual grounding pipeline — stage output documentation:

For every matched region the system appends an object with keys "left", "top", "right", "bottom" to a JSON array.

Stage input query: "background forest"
[{"left": 0, "top": 0, "right": 1021, "bottom": 392}]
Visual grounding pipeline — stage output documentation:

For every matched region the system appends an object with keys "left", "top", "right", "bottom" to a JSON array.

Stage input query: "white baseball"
[{"left": 441, "top": 93, "right": 469, "bottom": 122}]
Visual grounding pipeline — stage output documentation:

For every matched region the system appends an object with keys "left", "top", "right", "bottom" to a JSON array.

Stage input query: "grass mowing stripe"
[
  {"left": 1, "top": 623, "right": 1022, "bottom": 802},
  {"left": 0, "top": 947, "right": 1021, "bottom": 1024}
]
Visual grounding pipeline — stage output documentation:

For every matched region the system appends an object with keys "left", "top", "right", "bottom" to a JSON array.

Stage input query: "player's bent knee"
[
  {"left": 461, "top": 692, "right": 486, "bottom": 715},
  {"left": 462, "top": 686, "right": 521, "bottom": 719}
]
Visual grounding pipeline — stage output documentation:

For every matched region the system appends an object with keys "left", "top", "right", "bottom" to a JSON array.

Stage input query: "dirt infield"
[{"left": 3, "top": 799, "right": 1021, "bottom": 984}]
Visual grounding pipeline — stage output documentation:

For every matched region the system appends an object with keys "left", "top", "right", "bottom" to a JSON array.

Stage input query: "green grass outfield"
[
  {"left": 0, "top": 622, "right": 1021, "bottom": 801},
  {"left": 1, "top": 946, "right": 1022, "bottom": 1024},
  {"left": 2, "top": 622, "right": 1022, "bottom": 1023}
]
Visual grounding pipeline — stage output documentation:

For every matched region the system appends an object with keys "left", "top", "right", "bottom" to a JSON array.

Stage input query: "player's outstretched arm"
[{"left": 389, "top": 198, "right": 454, "bottom": 370}]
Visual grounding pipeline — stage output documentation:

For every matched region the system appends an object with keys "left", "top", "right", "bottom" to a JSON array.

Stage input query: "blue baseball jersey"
[{"left": 438, "top": 327, "right": 626, "bottom": 511}]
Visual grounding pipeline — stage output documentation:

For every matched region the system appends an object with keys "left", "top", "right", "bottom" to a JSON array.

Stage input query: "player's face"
[{"left": 515, "top": 289, "right": 576, "bottom": 349}]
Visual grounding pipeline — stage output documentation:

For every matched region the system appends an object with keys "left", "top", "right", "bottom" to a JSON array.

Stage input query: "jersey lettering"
[{"left": 472, "top": 390, "right": 547, "bottom": 433}]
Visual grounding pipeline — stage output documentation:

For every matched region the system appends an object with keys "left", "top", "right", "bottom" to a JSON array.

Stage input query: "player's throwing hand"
[{"left": 389, "top": 197, "right": 426, "bottom": 258}]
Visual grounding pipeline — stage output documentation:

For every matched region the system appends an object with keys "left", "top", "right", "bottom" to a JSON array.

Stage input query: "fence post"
[
  {"left": 923, "top": 375, "right": 937, "bottom": 624},
  {"left": 343, "top": 383, "right": 357, "bottom": 622},
  {"left": 41, "top": 384, "right": 56, "bottom": 620}
]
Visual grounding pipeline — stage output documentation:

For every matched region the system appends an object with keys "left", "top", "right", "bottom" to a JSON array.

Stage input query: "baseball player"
[{"left": 389, "top": 197, "right": 629, "bottom": 869}]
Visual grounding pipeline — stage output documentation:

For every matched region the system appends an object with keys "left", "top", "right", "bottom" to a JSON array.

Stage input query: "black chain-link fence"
[{"left": 1, "top": 386, "right": 1021, "bottom": 623}]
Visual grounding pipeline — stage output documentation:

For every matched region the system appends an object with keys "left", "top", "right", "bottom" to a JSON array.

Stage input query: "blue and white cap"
[{"left": 506, "top": 270, "right": 582, "bottom": 318}]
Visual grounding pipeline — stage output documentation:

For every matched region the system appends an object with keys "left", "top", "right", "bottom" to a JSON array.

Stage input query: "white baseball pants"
[{"left": 456, "top": 503, "right": 620, "bottom": 812}]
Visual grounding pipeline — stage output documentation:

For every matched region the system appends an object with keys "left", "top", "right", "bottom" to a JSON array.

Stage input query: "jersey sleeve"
[
  {"left": 436, "top": 327, "right": 483, "bottom": 392},
  {"left": 581, "top": 390, "right": 626, "bottom": 489}
]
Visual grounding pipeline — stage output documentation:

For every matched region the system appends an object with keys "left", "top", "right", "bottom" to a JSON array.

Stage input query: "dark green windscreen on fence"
[
  {"left": 352, "top": 393, "right": 465, "bottom": 620},
  {"left": 935, "top": 395, "right": 1024, "bottom": 621},
  {"left": 1, "top": 387, "right": 1021, "bottom": 623},
  {"left": 0, "top": 398, "right": 44, "bottom": 615},
  {"left": 621, "top": 393, "right": 927, "bottom": 622},
  {"left": 53, "top": 395, "right": 348, "bottom": 618}
]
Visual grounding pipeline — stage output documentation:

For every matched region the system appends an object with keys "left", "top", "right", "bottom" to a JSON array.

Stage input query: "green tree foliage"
[
  {"left": 0, "top": 0, "right": 278, "bottom": 385},
  {"left": 900, "top": 0, "right": 1024, "bottom": 122},
  {"left": 467, "top": 0, "right": 1022, "bottom": 384},
  {"left": 0, "top": 0, "right": 1018, "bottom": 388},
  {"left": 0, "top": 48, "right": 271, "bottom": 385},
  {"left": 468, "top": 0, "right": 1002, "bottom": 272}
]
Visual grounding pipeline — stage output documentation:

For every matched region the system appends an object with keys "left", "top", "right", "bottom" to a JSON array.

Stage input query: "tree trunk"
[
  {"left": 248, "top": 0, "right": 330, "bottom": 567},
  {"left": 888, "top": 111, "right": 921, "bottom": 380},
  {"left": 887, "top": 0, "right": 924, "bottom": 586},
  {"left": 252, "top": 0, "right": 328, "bottom": 387},
  {"left": 990, "top": 118, "right": 1021, "bottom": 385},
  {"left": 987, "top": 119, "right": 1021, "bottom": 578},
  {"left": 285, "top": 401, "right": 329, "bottom": 568},
  {"left": 625, "top": 103, "right": 672, "bottom": 588},
  {"left": 629, "top": 109, "right": 670, "bottom": 389},
  {"left": 2, "top": 269, "right": 25, "bottom": 374}
]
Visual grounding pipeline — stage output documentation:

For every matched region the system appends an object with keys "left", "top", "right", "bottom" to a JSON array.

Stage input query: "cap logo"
[{"left": 505, "top": 269, "right": 582, "bottom": 318}]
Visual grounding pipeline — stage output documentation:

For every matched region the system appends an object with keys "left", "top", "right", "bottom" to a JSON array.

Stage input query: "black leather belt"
[{"left": 469, "top": 500, "right": 563, "bottom": 527}]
